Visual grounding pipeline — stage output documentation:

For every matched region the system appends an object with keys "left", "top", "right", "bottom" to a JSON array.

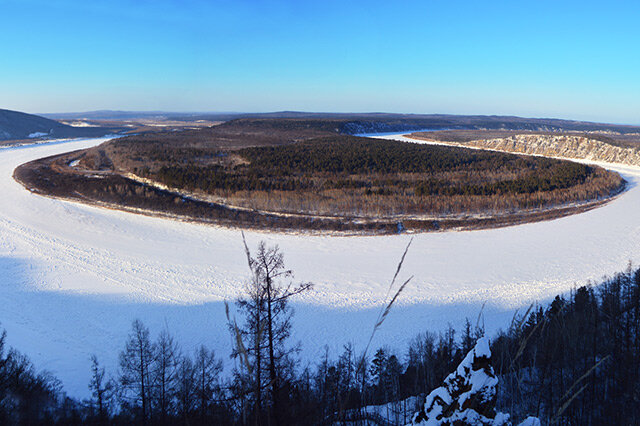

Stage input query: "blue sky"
[{"left": 1, "top": 0, "right": 639, "bottom": 123}]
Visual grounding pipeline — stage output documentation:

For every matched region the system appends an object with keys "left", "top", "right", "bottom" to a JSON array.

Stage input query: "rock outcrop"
[
  {"left": 410, "top": 337, "right": 539, "bottom": 426},
  {"left": 427, "top": 134, "right": 640, "bottom": 167}
]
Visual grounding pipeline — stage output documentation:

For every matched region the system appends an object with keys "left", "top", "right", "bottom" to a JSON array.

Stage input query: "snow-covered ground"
[
  {"left": 1, "top": 135, "right": 639, "bottom": 398},
  {"left": 28, "top": 131, "right": 49, "bottom": 138}
]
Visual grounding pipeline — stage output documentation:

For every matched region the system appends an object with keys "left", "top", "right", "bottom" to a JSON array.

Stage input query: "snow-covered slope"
[
  {"left": 1, "top": 136, "right": 640, "bottom": 398},
  {"left": 413, "top": 133, "right": 640, "bottom": 167},
  {"left": 0, "top": 109, "right": 73, "bottom": 140}
]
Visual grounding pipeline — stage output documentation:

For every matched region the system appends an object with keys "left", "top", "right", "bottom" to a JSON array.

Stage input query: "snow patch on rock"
[{"left": 411, "top": 337, "right": 539, "bottom": 426}]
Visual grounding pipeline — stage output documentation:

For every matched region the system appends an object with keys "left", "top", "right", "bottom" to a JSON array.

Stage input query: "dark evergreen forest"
[{"left": 153, "top": 137, "right": 604, "bottom": 197}]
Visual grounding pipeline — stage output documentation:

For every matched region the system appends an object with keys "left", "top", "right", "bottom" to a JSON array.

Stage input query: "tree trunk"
[{"left": 266, "top": 274, "right": 280, "bottom": 426}]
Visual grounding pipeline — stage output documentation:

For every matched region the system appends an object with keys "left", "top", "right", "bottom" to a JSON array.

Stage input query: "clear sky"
[{"left": 1, "top": 0, "right": 639, "bottom": 124}]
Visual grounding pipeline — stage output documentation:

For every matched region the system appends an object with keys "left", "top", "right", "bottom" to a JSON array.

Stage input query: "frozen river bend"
[{"left": 1, "top": 136, "right": 640, "bottom": 397}]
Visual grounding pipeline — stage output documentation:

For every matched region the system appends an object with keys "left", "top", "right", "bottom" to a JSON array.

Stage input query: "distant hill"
[
  {"left": 0, "top": 109, "right": 74, "bottom": 140},
  {"left": 188, "top": 112, "right": 640, "bottom": 137},
  {"left": 0, "top": 109, "right": 123, "bottom": 141},
  {"left": 41, "top": 110, "right": 640, "bottom": 135},
  {"left": 40, "top": 110, "right": 192, "bottom": 121},
  {"left": 227, "top": 112, "right": 640, "bottom": 135}
]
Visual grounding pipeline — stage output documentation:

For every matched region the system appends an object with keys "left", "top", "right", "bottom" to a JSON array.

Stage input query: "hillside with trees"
[{"left": 0, "top": 108, "right": 124, "bottom": 142}]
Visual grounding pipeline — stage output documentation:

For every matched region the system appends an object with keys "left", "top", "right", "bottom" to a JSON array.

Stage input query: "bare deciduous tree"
[
  {"left": 89, "top": 354, "right": 113, "bottom": 422},
  {"left": 119, "top": 319, "right": 155, "bottom": 424},
  {"left": 227, "top": 235, "right": 313, "bottom": 425},
  {"left": 153, "top": 328, "right": 180, "bottom": 423}
]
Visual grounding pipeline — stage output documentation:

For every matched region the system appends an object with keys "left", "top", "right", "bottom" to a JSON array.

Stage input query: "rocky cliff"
[
  {"left": 410, "top": 337, "right": 540, "bottom": 426},
  {"left": 416, "top": 133, "right": 640, "bottom": 167}
]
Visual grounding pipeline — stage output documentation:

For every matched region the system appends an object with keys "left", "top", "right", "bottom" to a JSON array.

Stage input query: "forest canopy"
[{"left": 145, "top": 136, "right": 623, "bottom": 218}]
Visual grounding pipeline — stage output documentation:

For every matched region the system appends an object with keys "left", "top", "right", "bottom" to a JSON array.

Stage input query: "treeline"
[
  {"left": 219, "top": 170, "right": 621, "bottom": 219},
  {"left": 86, "top": 321, "right": 231, "bottom": 425},
  {"left": 0, "top": 311, "right": 489, "bottom": 425},
  {"left": 0, "top": 329, "right": 78, "bottom": 425},
  {"left": 492, "top": 266, "right": 640, "bottom": 425}
]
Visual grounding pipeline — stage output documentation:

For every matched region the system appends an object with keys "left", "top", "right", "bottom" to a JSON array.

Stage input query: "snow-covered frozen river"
[{"left": 1, "top": 135, "right": 639, "bottom": 397}]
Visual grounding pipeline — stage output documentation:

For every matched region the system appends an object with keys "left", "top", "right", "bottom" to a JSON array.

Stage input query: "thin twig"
[{"left": 357, "top": 239, "right": 413, "bottom": 375}]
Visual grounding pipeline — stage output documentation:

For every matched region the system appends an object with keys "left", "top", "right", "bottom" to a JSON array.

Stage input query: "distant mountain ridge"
[
  {"left": 0, "top": 109, "right": 122, "bottom": 141},
  {"left": 17, "top": 109, "right": 640, "bottom": 147},
  {"left": 40, "top": 110, "right": 190, "bottom": 120},
  {"left": 41, "top": 110, "right": 640, "bottom": 135}
]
